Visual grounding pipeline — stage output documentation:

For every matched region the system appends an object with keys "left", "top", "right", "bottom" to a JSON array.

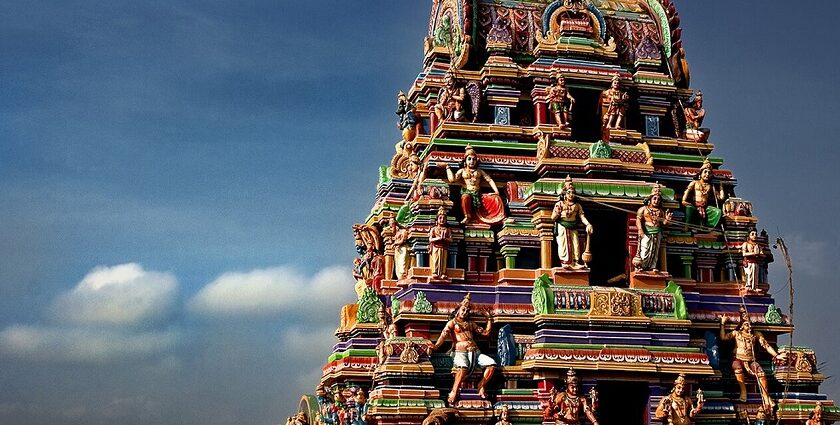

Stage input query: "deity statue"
[
  {"left": 495, "top": 405, "right": 513, "bottom": 425},
  {"left": 684, "top": 91, "right": 705, "bottom": 131},
  {"left": 429, "top": 293, "right": 496, "bottom": 404},
  {"left": 544, "top": 368, "right": 599, "bottom": 425},
  {"left": 376, "top": 304, "right": 398, "bottom": 364},
  {"left": 406, "top": 154, "right": 428, "bottom": 201},
  {"left": 548, "top": 75, "right": 575, "bottom": 129},
  {"left": 286, "top": 411, "right": 308, "bottom": 425},
  {"left": 720, "top": 308, "right": 785, "bottom": 409},
  {"left": 428, "top": 207, "right": 452, "bottom": 280},
  {"left": 806, "top": 404, "right": 824, "bottom": 425},
  {"left": 741, "top": 229, "right": 761, "bottom": 291},
  {"left": 633, "top": 183, "right": 673, "bottom": 272},
  {"left": 681, "top": 159, "right": 725, "bottom": 229},
  {"left": 551, "top": 176, "right": 593, "bottom": 269},
  {"left": 389, "top": 218, "right": 411, "bottom": 280},
  {"left": 353, "top": 389, "right": 368, "bottom": 425},
  {"left": 396, "top": 91, "right": 420, "bottom": 142},
  {"left": 438, "top": 145, "right": 505, "bottom": 225},
  {"left": 601, "top": 75, "right": 629, "bottom": 130},
  {"left": 655, "top": 374, "right": 704, "bottom": 425},
  {"left": 433, "top": 71, "right": 467, "bottom": 123}
]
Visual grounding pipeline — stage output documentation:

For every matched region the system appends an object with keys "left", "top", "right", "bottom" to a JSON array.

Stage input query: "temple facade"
[{"left": 286, "top": 2, "right": 839, "bottom": 425}]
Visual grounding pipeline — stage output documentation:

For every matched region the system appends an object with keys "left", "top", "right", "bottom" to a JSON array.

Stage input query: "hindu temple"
[{"left": 284, "top": 1, "right": 839, "bottom": 425}]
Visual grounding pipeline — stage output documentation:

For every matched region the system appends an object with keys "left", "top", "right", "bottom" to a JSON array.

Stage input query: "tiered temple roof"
[{"left": 285, "top": 2, "right": 839, "bottom": 425}]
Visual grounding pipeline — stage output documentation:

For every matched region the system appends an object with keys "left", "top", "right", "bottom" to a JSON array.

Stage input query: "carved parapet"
[
  {"left": 588, "top": 287, "right": 644, "bottom": 318},
  {"left": 774, "top": 346, "right": 824, "bottom": 383}
]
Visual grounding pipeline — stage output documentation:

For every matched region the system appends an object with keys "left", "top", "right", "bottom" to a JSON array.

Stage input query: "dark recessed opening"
[
  {"left": 586, "top": 207, "right": 629, "bottom": 287},
  {"left": 570, "top": 88, "right": 603, "bottom": 143},
  {"left": 596, "top": 381, "right": 649, "bottom": 425}
]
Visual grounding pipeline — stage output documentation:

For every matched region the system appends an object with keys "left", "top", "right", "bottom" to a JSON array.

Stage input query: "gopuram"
[{"left": 287, "top": 2, "right": 839, "bottom": 425}]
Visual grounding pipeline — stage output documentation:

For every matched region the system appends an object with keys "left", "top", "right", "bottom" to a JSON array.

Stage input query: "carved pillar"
[
  {"left": 500, "top": 246, "right": 521, "bottom": 269},
  {"left": 531, "top": 85, "right": 548, "bottom": 126},
  {"left": 533, "top": 209, "right": 555, "bottom": 270},
  {"left": 679, "top": 255, "right": 694, "bottom": 280}
]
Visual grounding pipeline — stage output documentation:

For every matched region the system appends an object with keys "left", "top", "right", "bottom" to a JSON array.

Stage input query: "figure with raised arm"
[
  {"left": 602, "top": 75, "right": 629, "bottom": 130},
  {"left": 437, "top": 145, "right": 504, "bottom": 224},
  {"left": 552, "top": 176, "right": 593, "bottom": 269},
  {"left": 655, "top": 373, "right": 704, "bottom": 425},
  {"left": 682, "top": 159, "right": 725, "bottom": 229},
  {"left": 633, "top": 183, "right": 673, "bottom": 272},
  {"left": 548, "top": 75, "right": 575, "bottom": 129},
  {"left": 720, "top": 307, "right": 785, "bottom": 409},
  {"left": 429, "top": 293, "right": 496, "bottom": 405},
  {"left": 741, "top": 229, "right": 761, "bottom": 291},
  {"left": 544, "top": 368, "right": 599, "bottom": 425}
]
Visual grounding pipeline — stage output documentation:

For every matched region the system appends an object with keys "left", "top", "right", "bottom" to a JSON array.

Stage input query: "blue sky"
[{"left": 1, "top": 1, "right": 838, "bottom": 424}]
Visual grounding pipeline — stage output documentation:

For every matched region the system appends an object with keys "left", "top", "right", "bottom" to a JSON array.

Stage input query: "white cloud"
[
  {"left": 187, "top": 265, "right": 354, "bottom": 318},
  {"left": 50, "top": 263, "right": 178, "bottom": 327},
  {"left": 0, "top": 325, "right": 179, "bottom": 363}
]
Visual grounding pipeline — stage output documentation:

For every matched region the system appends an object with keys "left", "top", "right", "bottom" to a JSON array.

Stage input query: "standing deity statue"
[
  {"left": 602, "top": 75, "right": 629, "bottom": 130},
  {"left": 389, "top": 218, "right": 411, "bottom": 280},
  {"left": 633, "top": 183, "right": 673, "bottom": 272},
  {"left": 720, "top": 308, "right": 785, "bottom": 409},
  {"left": 429, "top": 293, "right": 497, "bottom": 404},
  {"left": 396, "top": 91, "right": 420, "bottom": 142},
  {"left": 544, "top": 368, "right": 599, "bottom": 425},
  {"left": 551, "top": 176, "right": 593, "bottom": 269},
  {"left": 548, "top": 75, "right": 575, "bottom": 129},
  {"left": 741, "top": 229, "right": 761, "bottom": 291},
  {"left": 376, "top": 304, "right": 398, "bottom": 364},
  {"left": 433, "top": 71, "right": 467, "bottom": 123},
  {"left": 438, "top": 145, "right": 505, "bottom": 225},
  {"left": 655, "top": 374, "right": 704, "bottom": 425},
  {"left": 681, "top": 159, "right": 725, "bottom": 229},
  {"left": 428, "top": 207, "right": 451, "bottom": 280}
]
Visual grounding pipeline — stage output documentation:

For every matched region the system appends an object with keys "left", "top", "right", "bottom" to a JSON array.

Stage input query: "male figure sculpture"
[
  {"left": 655, "top": 373, "right": 704, "bottom": 425},
  {"left": 633, "top": 183, "right": 672, "bottom": 272},
  {"left": 545, "top": 368, "right": 599, "bottom": 425},
  {"left": 430, "top": 293, "right": 496, "bottom": 404},
  {"left": 551, "top": 176, "right": 593, "bottom": 269}
]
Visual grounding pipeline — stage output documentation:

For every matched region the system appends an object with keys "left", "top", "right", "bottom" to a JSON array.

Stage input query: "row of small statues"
[
  {"left": 376, "top": 293, "right": 784, "bottom": 416},
  {"left": 394, "top": 71, "right": 707, "bottom": 141},
  {"left": 375, "top": 145, "right": 763, "bottom": 289}
]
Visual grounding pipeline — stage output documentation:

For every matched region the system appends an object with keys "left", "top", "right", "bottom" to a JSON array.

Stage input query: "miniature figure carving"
[
  {"left": 655, "top": 374, "right": 704, "bottom": 425},
  {"left": 429, "top": 293, "right": 496, "bottom": 404},
  {"left": 428, "top": 207, "right": 451, "bottom": 280},
  {"left": 683, "top": 91, "right": 709, "bottom": 142},
  {"left": 495, "top": 405, "right": 513, "bottom": 425},
  {"left": 433, "top": 71, "right": 466, "bottom": 123},
  {"left": 806, "top": 403, "right": 824, "bottom": 425},
  {"left": 601, "top": 75, "right": 629, "bottom": 130},
  {"left": 437, "top": 145, "right": 504, "bottom": 224},
  {"left": 396, "top": 91, "right": 420, "bottom": 142},
  {"left": 544, "top": 368, "right": 599, "bottom": 425},
  {"left": 377, "top": 304, "right": 398, "bottom": 364},
  {"left": 720, "top": 308, "right": 785, "bottom": 409},
  {"left": 551, "top": 176, "right": 593, "bottom": 269},
  {"left": 389, "top": 218, "right": 411, "bottom": 280},
  {"left": 682, "top": 159, "right": 725, "bottom": 229},
  {"left": 286, "top": 411, "right": 307, "bottom": 425},
  {"left": 548, "top": 75, "right": 575, "bottom": 129},
  {"left": 633, "top": 184, "right": 672, "bottom": 272},
  {"left": 741, "top": 229, "right": 761, "bottom": 291}
]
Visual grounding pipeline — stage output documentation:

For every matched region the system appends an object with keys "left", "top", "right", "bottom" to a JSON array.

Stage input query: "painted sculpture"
[
  {"left": 433, "top": 71, "right": 466, "bottom": 123},
  {"left": 548, "top": 74, "right": 575, "bottom": 129},
  {"left": 741, "top": 229, "right": 761, "bottom": 291},
  {"left": 655, "top": 373, "right": 704, "bottom": 425},
  {"left": 633, "top": 184, "right": 672, "bottom": 272},
  {"left": 429, "top": 293, "right": 496, "bottom": 404},
  {"left": 551, "top": 176, "right": 593, "bottom": 269},
  {"left": 495, "top": 405, "right": 513, "bottom": 425},
  {"left": 544, "top": 368, "right": 599, "bottom": 425},
  {"left": 720, "top": 308, "right": 785, "bottom": 409},
  {"left": 683, "top": 90, "right": 709, "bottom": 142},
  {"left": 428, "top": 207, "right": 451, "bottom": 280},
  {"left": 396, "top": 91, "right": 420, "bottom": 142},
  {"left": 438, "top": 145, "right": 504, "bottom": 224},
  {"left": 807, "top": 404, "right": 825, "bottom": 425},
  {"left": 601, "top": 75, "right": 629, "bottom": 130},
  {"left": 682, "top": 159, "right": 725, "bottom": 229},
  {"left": 389, "top": 218, "right": 411, "bottom": 280}
]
